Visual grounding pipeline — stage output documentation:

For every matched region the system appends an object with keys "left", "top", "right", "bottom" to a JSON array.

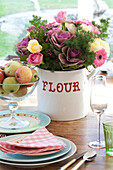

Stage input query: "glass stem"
[
  {"left": 8, "top": 102, "right": 18, "bottom": 120},
  {"left": 97, "top": 113, "right": 101, "bottom": 143}
]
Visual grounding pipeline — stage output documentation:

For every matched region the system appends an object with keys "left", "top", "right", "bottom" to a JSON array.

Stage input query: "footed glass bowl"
[{"left": 0, "top": 79, "right": 39, "bottom": 130}]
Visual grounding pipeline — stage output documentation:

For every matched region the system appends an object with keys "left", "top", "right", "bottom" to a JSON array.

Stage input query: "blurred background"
[{"left": 0, "top": 0, "right": 113, "bottom": 59}]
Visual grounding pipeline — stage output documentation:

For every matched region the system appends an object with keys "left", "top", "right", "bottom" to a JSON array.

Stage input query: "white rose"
[
  {"left": 81, "top": 24, "right": 92, "bottom": 32},
  {"left": 89, "top": 38, "right": 102, "bottom": 52},
  {"left": 65, "top": 23, "right": 76, "bottom": 34}
]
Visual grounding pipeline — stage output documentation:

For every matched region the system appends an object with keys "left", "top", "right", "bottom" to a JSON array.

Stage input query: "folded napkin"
[{"left": 0, "top": 126, "right": 66, "bottom": 155}]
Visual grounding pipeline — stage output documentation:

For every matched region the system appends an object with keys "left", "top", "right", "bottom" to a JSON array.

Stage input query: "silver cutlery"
[
  {"left": 60, "top": 151, "right": 87, "bottom": 170},
  {"left": 71, "top": 150, "right": 97, "bottom": 170}
]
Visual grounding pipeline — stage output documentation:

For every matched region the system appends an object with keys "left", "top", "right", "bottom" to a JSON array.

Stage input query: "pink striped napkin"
[{"left": 0, "top": 126, "right": 66, "bottom": 155}]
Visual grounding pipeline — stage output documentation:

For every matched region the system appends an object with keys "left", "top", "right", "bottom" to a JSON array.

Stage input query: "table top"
[{"left": 0, "top": 70, "right": 113, "bottom": 170}]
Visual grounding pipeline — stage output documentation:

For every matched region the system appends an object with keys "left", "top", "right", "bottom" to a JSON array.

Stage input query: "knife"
[{"left": 60, "top": 151, "right": 87, "bottom": 170}]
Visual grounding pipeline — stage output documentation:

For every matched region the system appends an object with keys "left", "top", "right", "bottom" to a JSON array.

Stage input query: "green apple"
[
  {"left": 13, "top": 86, "right": 27, "bottom": 97},
  {"left": 30, "top": 69, "right": 38, "bottom": 82},
  {"left": 5, "top": 61, "right": 24, "bottom": 76},
  {"left": 3, "top": 77, "right": 20, "bottom": 93},
  {"left": 0, "top": 86, "right": 8, "bottom": 96}
]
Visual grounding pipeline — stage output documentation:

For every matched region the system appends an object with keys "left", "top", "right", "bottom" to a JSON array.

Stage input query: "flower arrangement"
[{"left": 16, "top": 11, "right": 110, "bottom": 72}]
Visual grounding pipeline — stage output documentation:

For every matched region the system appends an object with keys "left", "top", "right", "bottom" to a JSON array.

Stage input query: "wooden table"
[{"left": 0, "top": 70, "right": 113, "bottom": 170}]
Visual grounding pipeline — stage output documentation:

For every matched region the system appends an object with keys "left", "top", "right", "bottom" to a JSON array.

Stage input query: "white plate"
[
  {"left": 0, "top": 140, "right": 76, "bottom": 168},
  {"left": 0, "top": 134, "right": 72, "bottom": 162}
]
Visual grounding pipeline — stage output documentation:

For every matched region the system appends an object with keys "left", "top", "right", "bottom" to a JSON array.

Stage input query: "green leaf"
[
  {"left": 92, "top": 18, "right": 110, "bottom": 39},
  {"left": 16, "top": 51, "right": 30, "bottom": 61},
  {"left": 29, "top": 15, "right": 47, "bottom": 27}
]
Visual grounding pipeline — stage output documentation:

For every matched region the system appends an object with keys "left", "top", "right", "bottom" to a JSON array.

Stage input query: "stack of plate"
[
  {"left": 0, "top": 110, "right": 77, "bottom": 168},
  {"left": 0, "top": 134, "right": 77, "bottom": 168}
]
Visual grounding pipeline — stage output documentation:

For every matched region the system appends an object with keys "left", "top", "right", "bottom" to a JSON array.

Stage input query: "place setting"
[{"left": 0, "top": 126, "right": 77, "bottom": 168}]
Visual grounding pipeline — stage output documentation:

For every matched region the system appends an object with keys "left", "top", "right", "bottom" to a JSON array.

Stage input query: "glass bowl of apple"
[{"left": 0, "top": 61, "right": 39, "bottom": 130}]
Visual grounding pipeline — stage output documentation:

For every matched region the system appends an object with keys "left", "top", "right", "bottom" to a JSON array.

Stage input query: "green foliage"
[
  {"left": 65, "top": 30, "right": 95, "bottom": 50},
  {"left": 16, "top": 51, "right": 30, "bottom": 62},
  {"left": 29, "top": 15, "right": 47, "bottom": 28},
  {"left": 29, "top": 16, "right": 48, "bottom": 46},
  {"left": 92, "top": 18, "right": 110, "bottom": 39},
  {"left": 38, "top": 56, "right": 61, "bottom": 71}
]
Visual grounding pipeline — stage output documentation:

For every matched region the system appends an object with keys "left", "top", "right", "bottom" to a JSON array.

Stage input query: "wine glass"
[
  {"left": 89, "top": 75, "right": 107, "bottom": 148},
  {"left": 0, "top": 79, "right": 39, "bottom": 130}
]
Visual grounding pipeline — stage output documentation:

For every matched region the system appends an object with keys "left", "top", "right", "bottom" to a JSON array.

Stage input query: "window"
[{"left": 1, "top": 0, "right": 112, "bottom": 59}]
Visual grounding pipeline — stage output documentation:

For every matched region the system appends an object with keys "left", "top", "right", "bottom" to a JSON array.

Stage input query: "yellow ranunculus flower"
[
  {"left": 65, "top": 23, "right": 76, "bottom": 34},
  {"left": 99, "top": 39, "right": 110, "bottom": 57},
  {"left": 27, "top": 39, "right": 42, "bottom": 53},
  {"left": 89, "top": 38, "right": 102, "bottom": 53},
  {"left": 26, "top": 32, "right": 30, "bottom": 36}
]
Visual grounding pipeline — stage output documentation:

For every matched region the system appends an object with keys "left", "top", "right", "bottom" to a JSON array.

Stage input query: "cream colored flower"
[
  {"left": 81, "top": 24, "right": 92, "bottom": 32},
  {"left": 89, "top": 38, "right": 110, "bottom": 57},
  {"left": 27, "top": 39, "right": 42, "bottom": 53},
  {"left": 89, "top": 38, "right": 102, "bottom": 53},
  {"left": 65, "top": 23, "right": 76, "bottom": 34},
  {"left": 99, "top": 39, "right": 110, "bottom": 57}
]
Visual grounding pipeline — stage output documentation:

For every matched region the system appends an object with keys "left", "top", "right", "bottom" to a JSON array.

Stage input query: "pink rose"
[
  {"left": 54, "top": 11, "right": 67, "bottom": 23},
  {"left": 28, "top": 53, "right": 43, "bottom": 65}
]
